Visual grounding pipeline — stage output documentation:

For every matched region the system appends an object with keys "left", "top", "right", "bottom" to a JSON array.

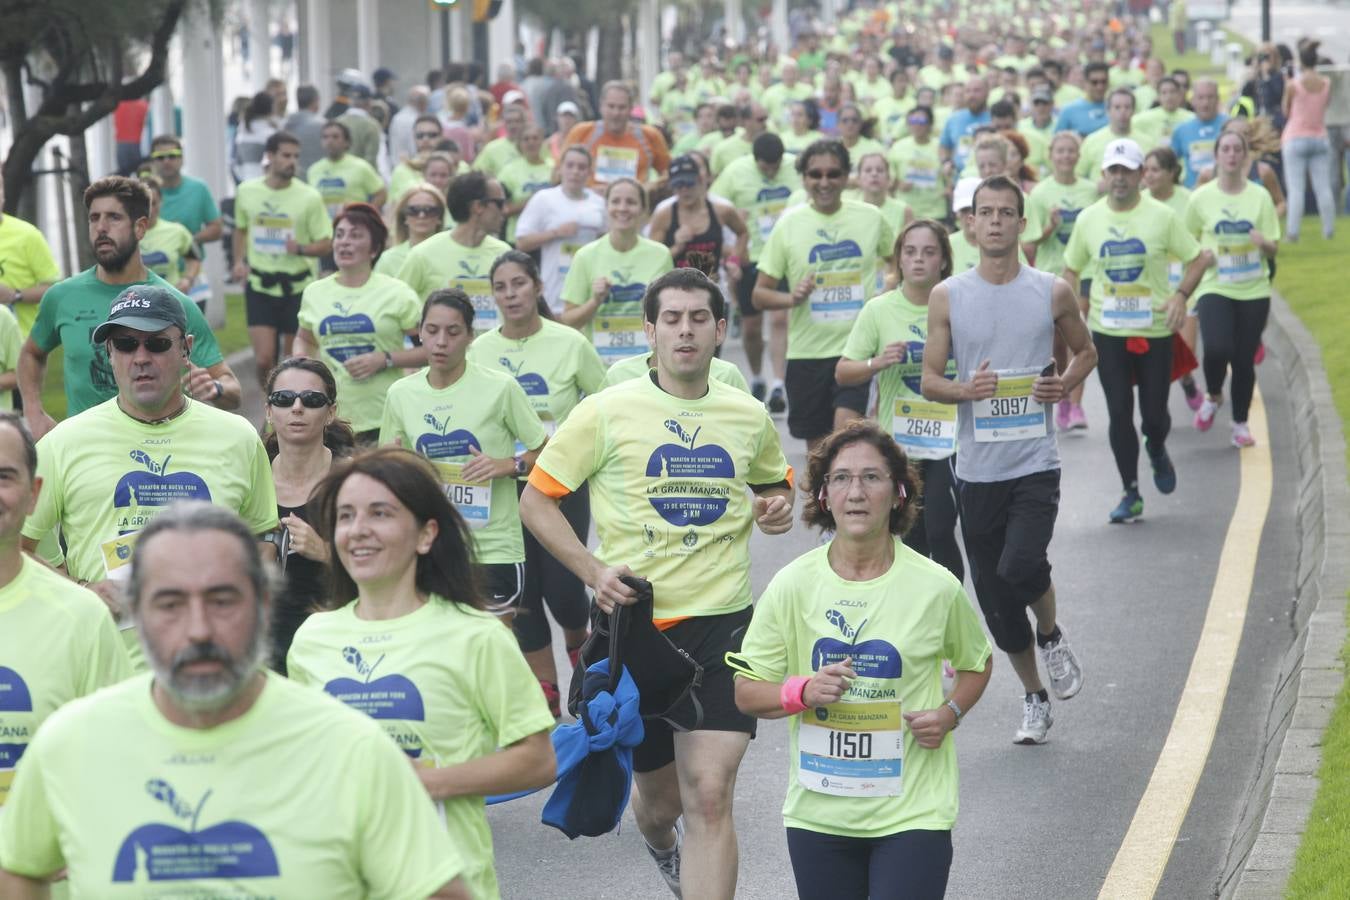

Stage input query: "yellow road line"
[{"left": 1098, "top": 387, "right": 1274, "bottom": 899}]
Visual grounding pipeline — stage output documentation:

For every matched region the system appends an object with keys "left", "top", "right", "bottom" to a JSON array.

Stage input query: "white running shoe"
[
  {"left": 1040, "top": 630, "right": 1083, "bottom": 700},
  {"left": 645, "top": 817, "right": 683, "bottom": 897},
  {"left": 1014, "top": 693, "right": 1053, "bottom": 745}
]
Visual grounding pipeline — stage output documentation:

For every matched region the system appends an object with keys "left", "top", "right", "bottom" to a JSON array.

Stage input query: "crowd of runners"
[{"left": 0, "top": 0, "right": 1299, "bottom": 896}]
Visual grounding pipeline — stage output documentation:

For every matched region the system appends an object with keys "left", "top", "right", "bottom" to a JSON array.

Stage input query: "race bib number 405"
[
  {"left": 798, "top": 701, "right": 904, "bottom": 798},
  {"left": 432, "top": 461, "right": 492, "bottom": 528},
  {"left": 972, "top": 367, "right": 1049, "bottom": 443}
]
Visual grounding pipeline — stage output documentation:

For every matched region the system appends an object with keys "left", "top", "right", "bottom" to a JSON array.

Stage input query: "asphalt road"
[{"left": 449, "top": 328, "right": 1299, "bottom": 900}]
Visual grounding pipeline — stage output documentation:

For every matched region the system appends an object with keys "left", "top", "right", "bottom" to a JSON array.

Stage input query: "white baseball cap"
[
  {"left": 1100, "top": 138, "right": 1144, "bottom": 172},
  {"left": 952, "top": 177, "right": 982, "bottom": 212}
]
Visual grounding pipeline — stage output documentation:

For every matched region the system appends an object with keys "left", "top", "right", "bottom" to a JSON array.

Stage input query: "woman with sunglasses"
[
  {"left": 294, "top": 203, "right": 426, "bottom": 445},
  {"left": 558, "top": 178, "right": 673, "bottom": 367},
  {"left": 388, "top": 114, "right": 451, "bottom": 200},
  {"left": 469, "top": 250, "right": 606, "bottom": 715},
  {"left": 262, "top": 357, "right": 355, "bottom": 671},
  {"left": 836, "top": 103, "right": 885, "bottom": 177},
  {"left": 514, "top": 146, "right": 607, "bottom": 312},
  {"left": 887, "top": 105, "right": 946, "bottom": 221},
  {"left": 782, "top": 99, "right": 826, "bottom": 156},
  {"left": 381, "top": 289, "right": 548, "bottom": 613},
  {"left": 288, "top": 447, "right": 556, "bottom": 900},
  {"left": 376, "top": 183, "right": 447, "bottom": 278},
  {"left": 730, "top": 420, "right": 992, "bottom": 900}
]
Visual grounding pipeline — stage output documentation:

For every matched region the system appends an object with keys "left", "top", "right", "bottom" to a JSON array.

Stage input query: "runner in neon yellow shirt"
[
  {"left": 730, "top": 422, "right": 991, "bottom": 898},
  {"left": 845, "top": 152, "right": 914, "bottom": 294},
  {"left": 873, "top": 70, "right": 916, "bottom": 145},
  {"left": 289, "top": 449, "right": 556, "bottom": 900},
  {"left": 396, "top": 172, "right": 512, "bottom": 333},
  {"left": 888, "top": 106, "right": 947, "bottom": 220},
  {"left": 306, "top": 121, "right": 387, "bottom": 218},
  {"left": 473, "top": 102, "right": 527, "bottom": 177},
  {"left": 0, "top": 503, "right": 470, "bottom": 899},
  {"left": 380, "top": 290, "right": 548, "bottom": 607},
  {"left": 781, "top": 100, "right": 827, "bottom": 155},
  {"left": 498, "top": 125, "right": 556, "bottom": 243},
  {"left": 559, "top": 178, "right": 674, "bottom": 366},
  {"left": 139, "top": 177, "right": 199, "bottom": 293},
  {"left": 0, "top": 177, "right": 61, "bottom": 335},
  {"left": 1144, "top": 146, "right": 1202, "bottom": 408}
]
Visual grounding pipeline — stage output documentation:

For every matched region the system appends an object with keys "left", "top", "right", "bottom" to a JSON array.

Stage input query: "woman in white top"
[
  {"left": 514, "top": 146, "right": 607, "bottom": 312},
  {"left": 232, "top": 91, "right": 279, "bottom": 184}
]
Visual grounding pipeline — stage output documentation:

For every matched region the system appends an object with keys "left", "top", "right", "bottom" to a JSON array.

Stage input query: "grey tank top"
[{"left": 947, "top": 265, "right": 1061, "bottom": 482}]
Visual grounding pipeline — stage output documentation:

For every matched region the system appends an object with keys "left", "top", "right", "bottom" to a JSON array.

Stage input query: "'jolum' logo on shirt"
[
  {"left": 644, "top": 419, "right": 734, "bottom": 527},
  {"left": 323, "top": 646, "right": 427, "bottom": 758},
  {"left": 111, "top": 779, "right": 279, "bottom": 882}
]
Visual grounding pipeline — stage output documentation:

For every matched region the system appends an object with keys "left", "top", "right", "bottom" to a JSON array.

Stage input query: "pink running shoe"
[
  {"left": 1055, "top": 400, "right": 1071, "bottom": 431},
  {"left": 1067, "top": 403, "right": 1088, "bottom": 430},
  {"left": 1254, "top": 342, "right": 1266, "bottom": 365},
  {"left": 1181, "top": 377, "right": 1202, "bottom": 411},
  {"left": 1232, "top": 422, "right": 1256, "bottom": 448},
  {"left": 1195, "top": 398, "right": 1218, "bottom": 432}
]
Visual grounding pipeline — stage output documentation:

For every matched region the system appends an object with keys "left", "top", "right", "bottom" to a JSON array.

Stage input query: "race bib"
[
  {"left": 757, "top": 203, "right": 786, "bottom": 242},
  {"left": 1216, "top": 241, "right": 1262, "bottom": 284},
  {"left": 432, "top": 461, "right": 492, "bottom": 528},
  {"left": 798, "top": 701, "right": 904, "bottom": 798},
  {"left": 809, "top": 270, "right": 865, "bottom": 323},
  {"left": 593, "top": 315, "right": 649, "bottom": 364},
  {"left": 1189, "top": 139, "right": 1216, "bottom": 173},
  {"left": 595, "top": 145, "right": 640, "bottom": 182},
  {"left": 450, "top": 277, "right": 496, "bottom": 331},
  {"left": 1167, "top": 258, "right": 1183, "bottom": 293},
  {"left": 1100, "top": 282, "right": 1154, "bottom": 331},
  {"left": 100, "top": 532, "right": 141, "bottom": 584},
  {"left": 892, "top": 399, "right": 957, "bottom": 460},
  {"left": 906, "top": 166, "right": 938, "bottom": 188},
  {"left": 251, "top": 214, "right": 294, "bottom": 256},
  {"left": 972, "top": 367, "right": 1049, "bottom": 443}
]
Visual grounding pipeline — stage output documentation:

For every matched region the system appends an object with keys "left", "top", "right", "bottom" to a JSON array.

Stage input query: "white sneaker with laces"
[
  {"left": 1014, "top": 693, "right": 1053, "bottom": 745},
  {"left": 1040, "top": 630, "right": 1083, "bottom": 700},
  {"left": 645, "top": 817, "right": 683, "bottom": 897}
]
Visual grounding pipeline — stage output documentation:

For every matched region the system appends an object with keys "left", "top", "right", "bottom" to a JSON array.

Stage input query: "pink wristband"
[{"left": 780, "top": 675, "right": 811, "bottom": 714}]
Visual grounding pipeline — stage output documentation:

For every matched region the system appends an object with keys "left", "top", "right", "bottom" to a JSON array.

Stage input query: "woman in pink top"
[{"left": 1282, "top": 40, "right": 1337, "bottom": 240}]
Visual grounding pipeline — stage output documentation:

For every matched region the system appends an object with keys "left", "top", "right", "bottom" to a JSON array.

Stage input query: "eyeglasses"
[
  {"left": 405, "top": 204, "right": 442, "bottom": 218},
  {"left": 108, "top": 335, "right": 177, "bottom": 354},
  {"left": 482, "top": 197, "right": 506, "bottom": 208},
  {"left": 415, "top": 130, "right": 442, "bottom": 140},
  {"left": 267, "top": 390, "right": 331, "bottom": 409},
  {"left": 906, "top": 116, "right": 930, "bottom": 126},
  {"left": 150, "top": 149, "right": 182, "bottom": 159},
  {"left": 839, "top": 117, "right": 862, "bottom": 124},
  {"left": 824, "top": 470, "right": 892, "bottom": 490},
  {"left": 805, "top": 168, "right": 846, "bottom": 180}
]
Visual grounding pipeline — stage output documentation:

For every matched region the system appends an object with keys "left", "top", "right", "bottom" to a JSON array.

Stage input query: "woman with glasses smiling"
[
  {"left": 730, "top": 420, "right": 992, "bottom": 900},
  {"left": 377, "top": 183, "right": 448, "bottom": 277}
]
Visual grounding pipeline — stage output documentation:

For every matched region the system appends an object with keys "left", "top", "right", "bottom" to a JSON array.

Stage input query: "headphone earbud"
[
  {"left": 896, "top": 481, "right": 907, "bottom": 508},
  {"left": 817, "top": 486, "right": 829, "bottom": 512}
]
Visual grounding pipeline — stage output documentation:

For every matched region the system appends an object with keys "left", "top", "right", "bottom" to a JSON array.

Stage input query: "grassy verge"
[
  {"left": 1149, "top": 22, "right": 1253, "bottom": 96},
  {"left": 1274, "top": 232, "right": 1350, "bottom": 898},
  {"left": 38, "top": 291, "right": 251, "bottom": 421}
]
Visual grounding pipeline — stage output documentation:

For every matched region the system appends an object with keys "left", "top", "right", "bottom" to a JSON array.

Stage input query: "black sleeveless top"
[
  {"left": 269, "top": 501, "right": 329, "bottom": 674},
  {"left": 665, "top": 199, "right": 723, "bottom": 276}
]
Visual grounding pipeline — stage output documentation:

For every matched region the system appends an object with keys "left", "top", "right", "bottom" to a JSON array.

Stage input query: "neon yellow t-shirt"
[
  {"left": 373, "top": 240, "right": 415, "bottom": 277},
  {"left": 1148, "top": 186, "right": 1193, "bottom": 292},
  {"left": 306, "top": 153, "right": 385, "bottom": 218},
  {"left": 887, "top": 137, "right": 946, "bottom": 220},
  {"left": 602, "top": 352, "right": 750, "bottom": 393},
  {"left": 497, "top": 157, "right": 556, "bottom": 243},
  {"left": 709, "top": 133, "right": 754, "bottom": 178},
  {"left": 287, "top": 597, "right": 555, "bottom": 900},
  {"left": 1133, "top": 107, "right": 1195, "bottom": 151},
  {"left": 1075, "top": 127, "right": 1134, "bottom": 181},
  {"left": 873, "top": 96, "right": 916, "bottom": 145},
  {"left": 1063, "top": 195, "right": 1202, "bottom": 337},
  {"left": 0, "top": 557, "right": 131, "bottom": 807},
  {"left": 1025, "top": 177, "right": 1102, "bottom": 276},
  {"left": 0, "top": 673, "right": 464, "bottom": 897},
  {"left": 233, "top": 177, "right": 332, "bottom": 297},
  {"left": 379, "top": 364, "right": 547, "bottom": 564},
  {"left": 758, "top": 200, "right": 896, "bottom": 360},
  {"left": 1182, "top": 180, "right": 1281, "bottom": 302},
  {"left": 395, "top": 231, "right": 513, "bottom": 332},
  {"left": 728, "top": 541, "right": 992, "bottom": 838},
  {"left": 560, "top": 236, "right": 674, "bottom": 366},
  {"left": 533, "top": 374, "right": 790, "bottom": 620},
  {"left": 0, "top": 212, "right": 61, "bottom": 335},
  {"left": 139, "top": 218, "right": 195, "bottom": 285},
  {"left": 709, "top": 155, "right": 802, "bottom": 262},
  {"left": 473, "top": 136, "right": 524, "bottom": 177},
  {"left": 780, "top": 129, "right": 827, "bottom": 156},
  {"left": 0, "top": 306, "right": 21, "bottom": 412},
  {"left": 297, "top": 272, "right": 422, "bottom": 433},
  {"left": 843, "top": 138, "right": 887, "bottom": 174}
]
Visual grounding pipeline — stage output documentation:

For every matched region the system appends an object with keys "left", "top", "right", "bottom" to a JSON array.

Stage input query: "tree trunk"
[
  {"left": 596, "top": 18, "right": 623, "bottom": 87},
  {"left": 65, "top": 115, "right": 94, "bottom": 272},
  {"left": 2, "top": 57, "right": 36, "bottom": 222}
]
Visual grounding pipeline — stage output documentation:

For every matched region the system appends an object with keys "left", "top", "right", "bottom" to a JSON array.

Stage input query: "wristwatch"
[
  {"left": 944, "top": 698, "right": 964, "bottom": 729},
  {"left": 10, "top": 289, "right": 20, "bottom": 304},
  {"left": 384, "top": 351, "right": 394, "bottom": 369},
  {"left": 512, "top": 455, "right": 528, "bottom": 477}
]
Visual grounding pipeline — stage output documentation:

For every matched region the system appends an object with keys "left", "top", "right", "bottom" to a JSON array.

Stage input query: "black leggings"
[
  {"left": 513, "top": 483, "right": 592, "bottom": 653},
  {"left": 904, "top": 457, "right": 964, "bottom": 582},
  {"left": 786, "top": 827, "right": 952, "bottom": 900},
  {"left": 1197, "top": 294, "right": 1269, "bottom": 423},
  {"left": 1093, "top": 332, "right": 1173, "bottom": 492}
]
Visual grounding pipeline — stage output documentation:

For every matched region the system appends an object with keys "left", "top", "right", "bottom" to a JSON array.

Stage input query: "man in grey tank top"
[{"left": 922, "top": 175, "right": 1098, "bottom": 745}]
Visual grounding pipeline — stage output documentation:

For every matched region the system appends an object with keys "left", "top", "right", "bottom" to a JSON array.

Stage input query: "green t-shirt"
[
  {"left": 140, "top": 218, "right": 195, "bottom": 284},
  {"left": 288, "top": 597, "right": 554, "bottom": 900},
  {"left": 1025, "top": 177, "right": 1102, "bottom": 276},
  {"left": 710, "top": 133, "right": 754, "bottom": 178},
  {"left": 473, "top": 136, "right": 523, "bottom": 176},
  {"left": 498, "top": 157, "right": 556, "bottom": 243},
  {"left": 841, "top": 289, "right": 957, "bottom": 439},
  {"left": 297, "top": 272, "right": 423, "bottom": 433},
  {"left": 872, "top": 96, "right": 916, "bottom": 145},
  {"left": 780, "top": 129, "right": 827, "bottom": 156},
  {"left": 0, "top": 673, "right": 464, "bottom": 897},
  {"left": 374, "top": 240, "right": 415, "bottom": 277},
  {"left": 306, "top": 153, "right": 385, "bottom": 218},
  {"left": 1132, "top": 107, "right": 1195, "bottom": 151},
  {"left": 0, "top": 306, "right": 21, "bottom": 412},
  {"left": 233, "top": 177, "right": 332, "bottom": 297},
  {"left": 379, "top": 363, "right": 547, "bottom": 564},
  {"left": 758, "top": 200, "right": 896, "bottom": 360},
  {"left": 729, "top": 541, "right": 992, "bottom": 837},
  {"left": 1063, "top": 195, "right": 1202, "bottom": 337},
  {"left": 22, "top": 399, "right": 279, "bottom": 587},
  {"left": 709, "top": 155, "right": 802, "bottom": 262},
  {"left": 0, "top": 213, "right": 61, "bottom": 335},
  {"left": 887, "top": 137, "right": 946, "bottom": 220},
  {"left": 467, "top": 318, "right": 608, "bottom": 442},
  {"left": 396, "top": 231, "right": 513, "bottom": 332},
  {"left": 763, "top": 82, "right": 815, "bottom": 130},
  {"left": 0, "top": 557, "right": 132, "bottom": 807},
  {"left": 1182, "top": 180, "right": 1281, "bottom": 301},
  {"left": 29, "top": 268, "right": 224, "bottom": 416},
  {"left": 158, "top": 175, "right": 220, "bottom": 240},
  {"left": 560, "top": 236, "right": 674, "bottom": 365},
  {"left": 533, "top": 374, "right": 789, "bottom": 620},
  {"left": 843, "top": 137, "right": 887, "bottom": 174},
  {"left": 601, "top": 352, "right": 750, "bottom": 393}
]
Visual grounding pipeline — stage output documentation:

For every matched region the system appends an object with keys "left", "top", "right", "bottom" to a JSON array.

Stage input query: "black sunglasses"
[
  {"left": 805, "top": 168, "right": 846, "bottom": 180},
  {"left": 109, "top": 335, "right": 177, "bottom": 354},
  {"left": 405, "top": 204, "right": 442, "bottom": 218},
  {"left": 267, "top": 389, "right": 331, "bottom": 409}
]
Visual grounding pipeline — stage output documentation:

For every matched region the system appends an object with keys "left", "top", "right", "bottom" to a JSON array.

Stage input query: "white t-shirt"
[{"left": 515, "top": 186, "right": 608, "bottom": 313}]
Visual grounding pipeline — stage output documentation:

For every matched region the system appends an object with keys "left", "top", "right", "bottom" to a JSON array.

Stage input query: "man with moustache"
[{"left": 17, "top": 177, "right": 240, "bottom": 440}]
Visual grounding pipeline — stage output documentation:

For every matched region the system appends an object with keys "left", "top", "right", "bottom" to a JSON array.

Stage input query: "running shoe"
[
  {"left": 646, "top": 817, "right": 683, "bottom": 897},
  {"left": 1148, "top": 445, "right": 1177, "bottom": 494},
  {"left": 1055, "top": 400, "right": 1072, "bottom": 431},
  {"left": 1014, "top": 693, "right": 1053, "bottom": 745},
  {"left": 1181, "top": 375, "right": 1202, "bottom": 411},
  {"left": 1194, "top": 398, "right": 1219, "bottom": 432},
  {"left": 767, "top": 385, "right": 787, "bottom": 414},
  {"left": 540, "top": 679, "right": 562, "bottom": 719},
  {"left": 1109, "top": 491, "right": 1144, "bottom": 523},
  {"left": 1040, "top": 631, "right": 1083, "bottom": 700},
  {"left": 750, "top": 379, "right": 767, "bottom": 402},
  {"left": 1254, "top": 342, "right": 1266, "bottom": 365},
  {"left": 1232, "top": 422, "right": 1257, "bottom": 448},
  {"left": 1067, "top": 402, "right": 1088, "bottom": 430}
]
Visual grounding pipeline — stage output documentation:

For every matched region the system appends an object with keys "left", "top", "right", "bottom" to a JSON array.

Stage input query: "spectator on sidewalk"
[{"left": 1282, "top": 40, "right": 1337, "bottom": 241}]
